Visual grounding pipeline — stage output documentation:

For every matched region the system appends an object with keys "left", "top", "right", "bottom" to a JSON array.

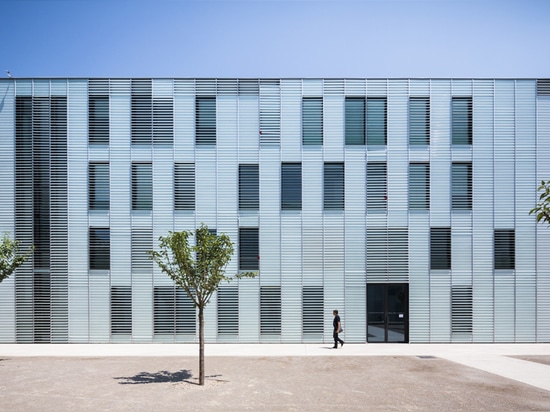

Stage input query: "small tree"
[
  {"left": 530, "top": 180, "right": 550, "bottom": 225},
  {"left": 0, "top": 232, "right": 33, "bottom": 283},
  {"left": 148, "top": 224, "right": 257, "bottom": 386}
]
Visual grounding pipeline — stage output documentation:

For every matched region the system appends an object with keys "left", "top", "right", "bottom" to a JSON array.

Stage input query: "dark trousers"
[{"left": 333, "top": 331, "right": 344, "bottom": 347}]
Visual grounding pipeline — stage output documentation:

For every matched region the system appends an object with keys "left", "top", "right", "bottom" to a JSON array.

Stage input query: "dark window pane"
[
  {"left": 281, "top": 163, "right": 302, "bottom": 210},
  {"left": 367, "top": 98, "right": 387, "bottom": 145},
  {"left": 260, "top": 286, "right": 281, "bottom": 335},
  {"left": 132, "top": 163, "right": 152, "bottom": 210},
  {"left": 494, "top": 229, "right": 515, "bottom": 270},
  {"left": 196, "top": 97, "right": 216, "bottom": 145},
  {"left": 239, "top": 164, "right": 259, "bottom": 210},
  {"left": 452, "top": 97, "right": 472, "bottom": 145},
  {"left": 431, "top": 227, "right": 451, "bottom": 270},
  {"left": 452, "top": 163, "right": 472, "bottom": 210},
  {"left": 89, "top": 163, "right": 109, "bottom": 210},
  {"left": 89, "top": 96, "right": 109, "bottom": 145},
  {"left": 302, "top": 98, "right": 323, "bottom": 145},
  {"left": 324, "top": 163, "right": 344, "bottom": 210},
  {"left": 345, "top": 97, "right": 365, "bottom": 145},
  {"left": 239, "top": 228, "right": 259, "bottom": 270},
  {"left": 409, "top": 163, "right": 429, "bottom": 210},
  {"left": 409, "top": 97, "right": 429, "bottom": 145},
  {"left": 90, "top": 228, "right": 110, "bottom": 270}
]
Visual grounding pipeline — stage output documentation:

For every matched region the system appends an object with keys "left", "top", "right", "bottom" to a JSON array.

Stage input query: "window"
[
  {"left": 409, "top": 163, "right": 429, "bottom": 210},
  {"left": 452, "top": 162, "right": 472, "bottom": 210},
  {"left": 302, "top": 287, "right": 323, "bottom": 335},
  {"left": 239, "top": 228, "right": 259, "bottom": 271},
  {"left": 260, "top": 286, "right": 281, "bottom": 335},
  {"left": 217, "top": 287, "right": 239, "bottom": 335},
  {"left": 131, "top": 229, "right": 153, "bottom": 274},
  {"left": 409, "top": 97, "right": 429, "bottom": 145},
  {"left": 132, "top": 163, "right": 152, "bottom": 210},
  {"left": 324, "top": 163, "right": 344, "bottom": 210},
  {"left": 88, "top": 96, "right": 109, "bottom": 145},
  {"left": 367, "top": 162, "right": 387, "bottom": 211},
  {"left": 153, "top": 97, "right": 173, "bottom": 144},
  {"left": 174, "top": 163, "right": 195, "bottom": 210},
  {"left": 302, "top": 97, "right": 323, "bottom": 145},
  {"left": 196, "top": 97, "right": 216, "bottom": 145},
  {"left": 451, "top": 286, "right": 473, "bottom": 334},
  {"left": 111, "top": 286, "right": 132, "bottom": 335},
  {"left": 131, "top": 79, "right": 152, "bottom": 145},
  {"left": 153, "top": 287, "right": 196, "bottom": 335},
  {"left": 89, "top": 163, "right": 109, "bottom": 210},
  {"left": 494, "top": 229, "right": 515, "bottom": 270},
  {"left": 452, "top": 97, "right": 472, "bottom": 145},
  {"left": 239, "top": 165, "right": 259, "bottom": 210},
  {"left": 345, "top": 97, "right": 365, "bottom": 145},
  {"left": 430, "top": 228, "right": 451, "bottom": 270},
  {"left": 367, "top": 98, "right": 387, "bottom": 145},
  {"left": 281, "top": 163, "right": 302, "bottom": 210},
  {"left": 89, "top": 228, "right": 110, "bottom": 270}
]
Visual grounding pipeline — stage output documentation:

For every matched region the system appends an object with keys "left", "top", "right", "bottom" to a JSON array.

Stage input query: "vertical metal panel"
[
  {"left": 409, "top": 215, "right": 430, "bottom": 342},
  {"left": 0, "top": 80, "right": 15, "bottom": 342},
  {"left": 238, "top": 94, "right": 260, "bottom": 161},
  {"left": 195, "top": 149, "right": 217, "bottom": 219},
  {"left": 173, "top": 80, "right": 195, "bottom": 160},
  {"left": 281, "top": 80, "right": 302, "bottom": 158},
  {"left": 259, "top": 80, "right": 280, "bottom": 145},
  {"left": 281, "top": 214, "right": 302, "bottom": 342},
  {"left": 515, "top": 80, "right": 537, "bottom": 342},
  {"left": 323, "top": 95, "right": 344, "bottom": 157},
  {"left": 472, "top": 79, "right": 495, "bottom": 342},
  {"left": 451, "top": 229, "right": 472, "bottom": 286},
  {"left": 131, "top": 228, "right": 153, "bottom": 342}
]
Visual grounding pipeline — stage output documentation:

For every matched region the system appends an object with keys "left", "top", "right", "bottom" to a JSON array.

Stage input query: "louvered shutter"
[
  {"left": 366, "top": 228, "right": 409, "bottom": 283},
  {"left": 302, "top": 97, "right": 323, "bottom": 145},
  {"left": 367, "top": 162, "right": 387, "bottom": 210},
  {"left": 260, "top": 286, "right": 281, "bottom": 335},
  {"left": 409, "top": 97, "right": 429, "bottom": 145},
  {"left": 110, "top": 286, "right": 132, "bottom": 335},
  {"left": 345, "top": 97, "right": 365, "bottom": 145},
  {"left": 239, "top": 228, "right": 259, "bottom": 271},
  {"left": 324, "top": 163, "right": 344, "bottom": 210},
  {"left": 494, "top": 229, "right": 515, "bottom": 270},
  {"left": 131, "top": 79, "right": 152, "bottom": 144},
  {"left": 302, "top": 286, "right": 323, "bottom": 335},
  {"left": 89, "top": 228, "right": 110, "bottom": 270},
  {"left": 409, "top": 163, "right": 429, "bottom": 209},
  {"left": 451, "top": 286, "right": 473, "bottom": 333},
  {"left": 239, "top": 164, "right": 259, "bottom": 210},
  {"left": 88, "top": 163, "right": 109, "bottom": 210},
  {"left": 153, "top": 97, "right": 173, "bottom": 144},
  {"left": 452, "top": 162, "right": 472, "bottom": 210},
  {"left": 430, "top": 228, "right": 451, "bottom": 270},
  {"left": 367, "top": 98, "right": 387, "bottom": 145},
  {"left": 452, "top": 97, "right": 472, "bottom": 144},
  {"left": 217, "top": 287, "right": 239, "bottom": 335},
  {"left": 174, "top": 163, "right": 195, "bottom": 210}
]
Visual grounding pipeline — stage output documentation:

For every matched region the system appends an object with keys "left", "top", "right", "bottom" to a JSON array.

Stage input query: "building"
[{"left": 0, "top": 78, "right": 549, "bottom": 344}]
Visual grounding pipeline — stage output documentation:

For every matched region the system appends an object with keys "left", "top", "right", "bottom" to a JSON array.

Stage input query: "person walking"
[{"left": 332, "top": 310, "right": 344, "bottom": 349}]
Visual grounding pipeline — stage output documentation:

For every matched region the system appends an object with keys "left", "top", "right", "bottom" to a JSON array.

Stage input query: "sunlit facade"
[{"left": 1, "top": 78, "right": 549, "bottom": 343}]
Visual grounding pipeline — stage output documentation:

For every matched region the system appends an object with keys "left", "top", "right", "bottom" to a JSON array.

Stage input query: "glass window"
[
  {"left": 452, "top": 97, "right": 472, "bottom": 145},
  {"left": 302, "top": 97, "right": 323, "bottom": 145},
  {"left": 260, "top": 286, "right": 281, "bottom": 335},
  {"left": 281, "top": 163, "right": 302, "bottom": 210},
  {"left": 111, "top": 286, "right": 132, "bottom": 335},
  {"left": 88, "top": 96, "right": 109, "bottom": 145},
  {"left": 494, "top": 229, "right": 515, "bottom": 270},
  {"left": 217, "top": 287, "right": 239, "bottom": 335},
  {"left": 89, "top": 227, "right": 110, "bottom": 270},
  {"left": 409, "top": 97, "right": 429, "bottom": 145},
  {"left": 345, "top": 97, "right": 365, "bottom": 145},
  {"left": 367, "top": 98, "right": 387, "bottom": 145},
  {"left": 131, "top": 79, "right": 152, "bottom": 145},
  {"left": 239, "top": 164, "right": 259, "bottom": 210},
  {"left": 324, "top": 163, "right": 344, "bottom": 210},
  {"left": 89, "top": 163, "right": 109, "bottom": 210},
  {"left": 367, "top": 162, "right": 387, "bottom": 211},
  {"left": 153, "top": 287, "right": 196, "bottom": 335},
  {"left": 430, "top": 227, "right": 451, "bottom": 270},
  {"left": 174, "top": 163, "right": 195, "bottom": 210},
  {"left": 239, "top": 228, "right": 259, "bottom": 271},
  {"left": 196, "top": 97, "right": 216, "bottom": 145},
  {"left": 452, "top": 162, "right": 472, "bottom": 210},
  {"left": 132, "top": 163, "right": 152, "bottom": 210},
  {"left": 302, "top": 286, "right": 323, "bottom": 335},
  {"left": 409, "top": 163, "right": 430, "bottom": 210}
]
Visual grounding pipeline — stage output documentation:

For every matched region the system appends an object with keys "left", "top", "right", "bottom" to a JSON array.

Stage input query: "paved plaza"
[{"left": 0, "top": 344, "right": 549, "bottom": 411}]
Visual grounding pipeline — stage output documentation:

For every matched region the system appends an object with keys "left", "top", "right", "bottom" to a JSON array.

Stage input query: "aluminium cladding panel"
[
  {"left": 0, "top": 80, "right": 15, "bottom": 342},
  {"left": 537, "top": 92, "right": 550, "bottom": 342},
  {"left": 451, "top": 228, "right": 472, "bottom": 286},
  {"left": 280, "top": 213, "right": 302, "bottom": 342},
  {"left": 323, "top": 93, "right": 344, "bottom": 159},
  {"left": 195, "top": 147, "right": 217, "bottom": 221},
  {"left": 217, "top": 94, "right": 239, "bottom": 217},
  {"left": 429, "top": 80, "right": 452, "bottom": 226},
  {"left": 515, "top": 80, "right": 537, "bottom": 342},
  {"left": 472, "top": 80, "right": 495, "bottom": 342},
  {"left": 387, "top": 80, "right": 409, "bottom": 228},
  {"left": 409, "top": 214, "right": 430, "bottom": 342},
  {"left": 238, "top": 94, "right": 260, "bottom": 161},
  {"left": 67, "top": 80, "right": 90, "bottom": 342},
  {"left": 280, "top": 80, "right": 301, "bottom": 160},
  {"left": 493, "top": 80, "right": 516, "bottom": 227}
]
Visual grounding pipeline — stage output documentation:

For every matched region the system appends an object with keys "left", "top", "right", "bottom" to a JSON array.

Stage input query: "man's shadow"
[{"left": 114, "top": 369, "right": 194, "bottom": 385}]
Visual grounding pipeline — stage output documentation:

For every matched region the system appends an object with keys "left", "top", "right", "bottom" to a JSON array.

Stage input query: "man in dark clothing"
[{"left": 332, "top": 310, "right": 344, "bottom": 348}]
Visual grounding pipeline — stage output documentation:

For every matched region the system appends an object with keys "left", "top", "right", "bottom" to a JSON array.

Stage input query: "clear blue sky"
[{"left": 2, "top": 0, "right": 549, "bottom": 78}]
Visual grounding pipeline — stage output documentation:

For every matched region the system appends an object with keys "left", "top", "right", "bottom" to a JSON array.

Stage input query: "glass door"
[{"left": 367, "top": 284, "right": 409, "bottom": 343}]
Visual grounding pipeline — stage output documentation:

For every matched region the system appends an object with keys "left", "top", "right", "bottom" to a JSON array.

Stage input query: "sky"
[{"left": 1, "top": 0, "right": 549, "bottom": 79}]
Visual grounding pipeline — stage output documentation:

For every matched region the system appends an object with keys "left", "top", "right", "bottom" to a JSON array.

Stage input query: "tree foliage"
[
  {"left": 530, "top": 180, "right": 550, "bottom": 225},
  {"left": 0, "top": 232, "right": 33, "bottom": 284},
  {"left": 148, "top": 224, "right": 257, "bottom": 385}
]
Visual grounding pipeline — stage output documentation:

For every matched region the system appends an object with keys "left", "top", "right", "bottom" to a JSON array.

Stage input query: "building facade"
[{"left": 0, "top": 78, "right": 549, "bottom": 344}]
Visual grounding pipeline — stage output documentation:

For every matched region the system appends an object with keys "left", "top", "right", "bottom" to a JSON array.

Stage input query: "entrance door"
[{"left": 367, "top": 284, "right": 409, "bottom": 343}]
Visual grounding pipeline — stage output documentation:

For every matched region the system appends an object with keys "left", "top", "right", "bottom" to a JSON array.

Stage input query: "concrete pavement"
[{"left": 1, "top": 343, "right": 550, "bottom": 393}]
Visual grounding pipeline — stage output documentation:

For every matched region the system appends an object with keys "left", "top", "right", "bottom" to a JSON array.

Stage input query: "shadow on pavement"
[{"left": 114, "top": 369, "right": 193, "bottom": 385}]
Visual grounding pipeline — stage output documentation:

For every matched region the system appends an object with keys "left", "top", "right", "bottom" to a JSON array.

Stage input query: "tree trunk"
[{"left": 198, "top": 306, "right": 205, "bottom": 386}]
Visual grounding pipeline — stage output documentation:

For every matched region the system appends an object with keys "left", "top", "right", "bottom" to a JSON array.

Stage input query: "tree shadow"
[{"left": 114, "top": 369, "right": 194, "bottom": 385}]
